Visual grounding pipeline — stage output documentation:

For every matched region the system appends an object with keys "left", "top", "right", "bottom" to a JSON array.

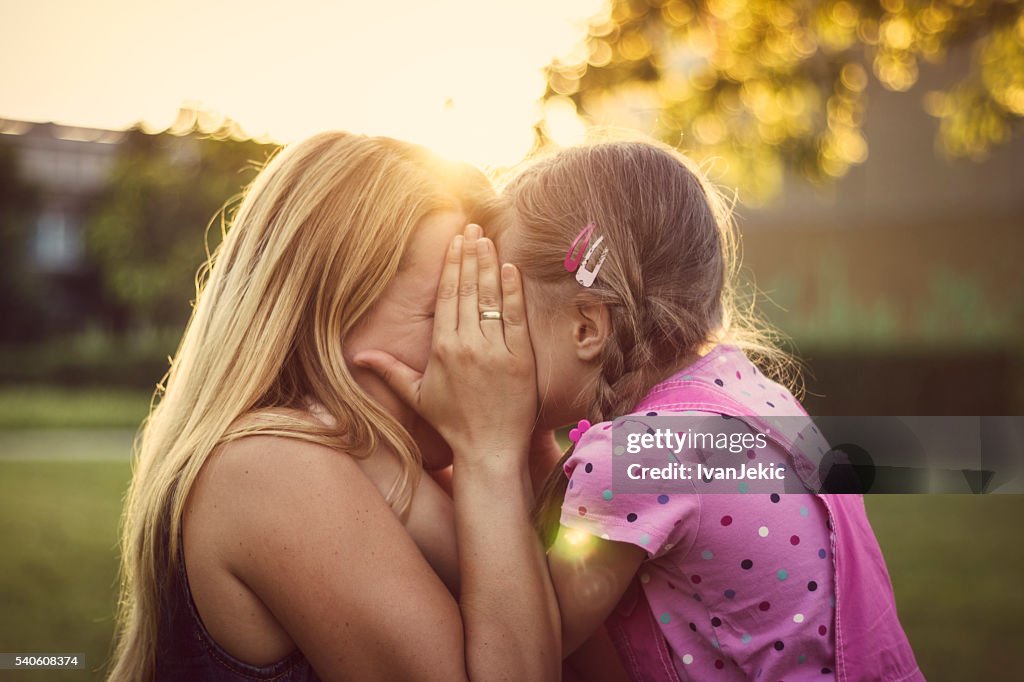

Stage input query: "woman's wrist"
[{"left": 451, "top": 442, "right": 531, "bottom": 478}]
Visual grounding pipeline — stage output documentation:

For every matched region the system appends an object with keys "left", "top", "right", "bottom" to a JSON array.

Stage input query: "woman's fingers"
[
  {"left": 352, "top": 350, "right": 423, "bottom": 409},
  {"left": 433, "top": 234, "right": 463, "bottom": 340},
  {"left": 458, "top": 224, "right": 481, "bottom": 335},
  {"left": 500, "top": 263, "right": 532, "bottom": 356},
  {"left": 476, "top": 237, "right": 503, "bottom": 343}
]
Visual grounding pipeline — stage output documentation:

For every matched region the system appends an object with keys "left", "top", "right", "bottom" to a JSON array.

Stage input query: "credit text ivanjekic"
[{"left": 626, "top": 462, "right": 786, "bottom": 481}]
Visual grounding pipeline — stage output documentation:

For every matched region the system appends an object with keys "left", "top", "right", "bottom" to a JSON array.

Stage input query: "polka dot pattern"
[{"left": 555, "top": 345, "right": 837, "bottom": 680}]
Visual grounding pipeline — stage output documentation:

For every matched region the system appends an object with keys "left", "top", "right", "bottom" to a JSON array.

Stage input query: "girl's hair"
[
  {"left": 108, "top": 131, "right": 497, "bottom": 681},
  {"left": 499, "top": 138, "right": 798, "bottom": 545}
]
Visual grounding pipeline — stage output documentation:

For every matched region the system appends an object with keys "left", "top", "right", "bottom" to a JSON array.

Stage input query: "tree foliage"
[
  {"left": 543, "top": 0, "right": 1024, "bottom": 198},
  {"left": 85, "top": 114, "right": 278, "bottom": 329}
]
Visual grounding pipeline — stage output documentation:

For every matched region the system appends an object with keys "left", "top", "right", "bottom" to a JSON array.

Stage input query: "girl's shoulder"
[
  {"left": 561, "top": 419, "right": 699, "bottom": 559},
  {"left": 635, "top": 345, "right": 806, "bottom": 418}
]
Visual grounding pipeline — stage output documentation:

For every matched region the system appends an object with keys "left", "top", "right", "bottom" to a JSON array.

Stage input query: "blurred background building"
[
  {"left": 739, "top": 55, "right": 1024, "bottom": 416},
  {"left": 3, "top": 64, "right": 1020, "bottom": 413},
  {"left": 0, "top": 121, "right": 123, "bottom": 335},
  {"left": 0, "top": 121, "right": 123, "bottom": 272}
]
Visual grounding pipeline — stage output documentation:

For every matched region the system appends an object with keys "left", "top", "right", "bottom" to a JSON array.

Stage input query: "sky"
[{"left": 0, "top": 0, "right": 601, "bottom": 167}]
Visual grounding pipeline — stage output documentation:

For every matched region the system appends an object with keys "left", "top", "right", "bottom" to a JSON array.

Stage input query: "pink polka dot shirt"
[{"left": 559, "top": 345, "right": 923, "bottom": 681}]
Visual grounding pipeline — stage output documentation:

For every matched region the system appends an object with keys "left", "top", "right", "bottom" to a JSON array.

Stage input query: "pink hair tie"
[
  {"left": 563, "top": 222, "right": 608, "bottom": 288},
  {"left": 568, "top": 419, "right": 592, "bottom": 444}
]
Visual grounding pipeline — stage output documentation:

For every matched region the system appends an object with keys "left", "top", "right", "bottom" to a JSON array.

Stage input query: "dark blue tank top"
[{"left": 155, "top": 522, "right": 321, "bottom": 681}]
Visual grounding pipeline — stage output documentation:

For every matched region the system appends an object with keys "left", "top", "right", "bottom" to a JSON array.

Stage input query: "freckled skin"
[{"left": 182, "top": 212, "right": 469, "bottom": 670}]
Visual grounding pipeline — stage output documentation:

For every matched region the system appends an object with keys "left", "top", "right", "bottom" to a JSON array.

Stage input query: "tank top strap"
[{"left": 155, "top": 517, "right": 315, "bottom": 680}]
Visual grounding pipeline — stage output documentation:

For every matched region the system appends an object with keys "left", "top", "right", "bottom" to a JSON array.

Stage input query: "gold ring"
[{"left": 480, "top": 310, "right": 502, "bottom": 321}]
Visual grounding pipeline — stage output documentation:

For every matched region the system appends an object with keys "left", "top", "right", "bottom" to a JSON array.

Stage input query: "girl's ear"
[{"left": 573, "top": 302, "right": 611, "bottom": 362}]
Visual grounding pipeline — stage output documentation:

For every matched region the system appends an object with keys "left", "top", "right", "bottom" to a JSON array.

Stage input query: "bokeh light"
[{"left": 540, "top": 0, "right": 1024, "bottom": 200}]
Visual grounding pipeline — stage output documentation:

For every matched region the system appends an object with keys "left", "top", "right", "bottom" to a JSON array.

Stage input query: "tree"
[
  {"left": 85, "top": 109, "right": 278, "bottom": 330},
  {"left": 542, "top": 0, "right": 1024, "bottom": 199}
]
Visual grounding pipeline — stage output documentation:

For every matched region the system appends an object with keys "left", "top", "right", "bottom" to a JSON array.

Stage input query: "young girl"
[
  {"left": 500, "top": 140, "right": 925, "bottom": 681},
  {"left": 361, "top": 139, "right": 923, "bottom": 681}
]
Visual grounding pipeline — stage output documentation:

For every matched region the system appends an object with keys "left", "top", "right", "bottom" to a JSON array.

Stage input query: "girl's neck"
[{"left": 646, "top": 347, "right": 711, "bottom": 394}]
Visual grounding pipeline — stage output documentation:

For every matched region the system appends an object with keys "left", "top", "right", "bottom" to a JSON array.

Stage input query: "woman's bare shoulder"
[
  {"left": 184, "top": 429, "right": 381, "bottom": 578},
  {"left": 195, "top": 433, "right": 371, "bottom": 522},
  {"left": 186, "top": 433, "right": 466, "bottom": 680}
]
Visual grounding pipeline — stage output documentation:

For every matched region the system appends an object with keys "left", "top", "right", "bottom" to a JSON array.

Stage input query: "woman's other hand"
[{"left": 355, "top": 223, "right": 537, "bottom": 463}]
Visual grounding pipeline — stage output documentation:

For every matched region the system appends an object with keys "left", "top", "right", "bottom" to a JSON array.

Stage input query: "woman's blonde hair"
[
  {"left": 498, "top": 138, "right": 799, "bottom": 543},
  {"left": 108, "top": 131, "right": 496, "bottom": 681}
]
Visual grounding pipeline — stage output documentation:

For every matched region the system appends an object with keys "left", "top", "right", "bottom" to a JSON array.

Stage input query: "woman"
[{"left": 108, "top": 132, "right": 560, "bottom": 681}]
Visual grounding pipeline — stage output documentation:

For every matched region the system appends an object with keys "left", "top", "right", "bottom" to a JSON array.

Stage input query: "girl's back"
[{"left": 561, "top": 345, "right": 921, "bottom": 681}]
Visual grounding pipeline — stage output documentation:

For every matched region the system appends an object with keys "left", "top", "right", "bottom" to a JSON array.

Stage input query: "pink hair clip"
[
  {"left": 568, "top": 419, "right": 592, "bottom": 444},
  {"left": 563, "top": 222, "right": 608, "bottom": 288}
]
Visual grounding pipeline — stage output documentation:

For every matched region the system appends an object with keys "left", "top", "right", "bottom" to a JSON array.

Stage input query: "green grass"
[
  {"left": 865, "top": 495, "right": 1024, "bottom": 681},
  {"left": 0, "top": 459, "right": 129, "bottom": 680},
  {"left": 0, "top": 386, "right": 151, "bottom": 431},
  {"left": 0, "top": 435, "right": 1020, "bottom": 681}
]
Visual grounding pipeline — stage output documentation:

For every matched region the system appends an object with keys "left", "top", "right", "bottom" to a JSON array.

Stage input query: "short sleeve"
[{"left": 558, "top": 421, "right": 698, "bottom": 558}]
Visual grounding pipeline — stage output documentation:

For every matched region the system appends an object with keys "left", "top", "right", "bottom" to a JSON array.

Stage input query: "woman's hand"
[
  {"left": 354, "top": 223, "right": 537, "bottom": 463},
  {"left": 357, "top": 224, "right": 560, "bottom": 681}
]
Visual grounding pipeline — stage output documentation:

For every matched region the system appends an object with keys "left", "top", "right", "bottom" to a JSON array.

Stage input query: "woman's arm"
[
  {"left": 203, "top": 436, "right": 472, "bottom": 681},
  {"left": 355, "top": 225, "right": 559, "bottom": 680},
  {"left": 453, "top": 448, "right": 559, "bottom": 679}
]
